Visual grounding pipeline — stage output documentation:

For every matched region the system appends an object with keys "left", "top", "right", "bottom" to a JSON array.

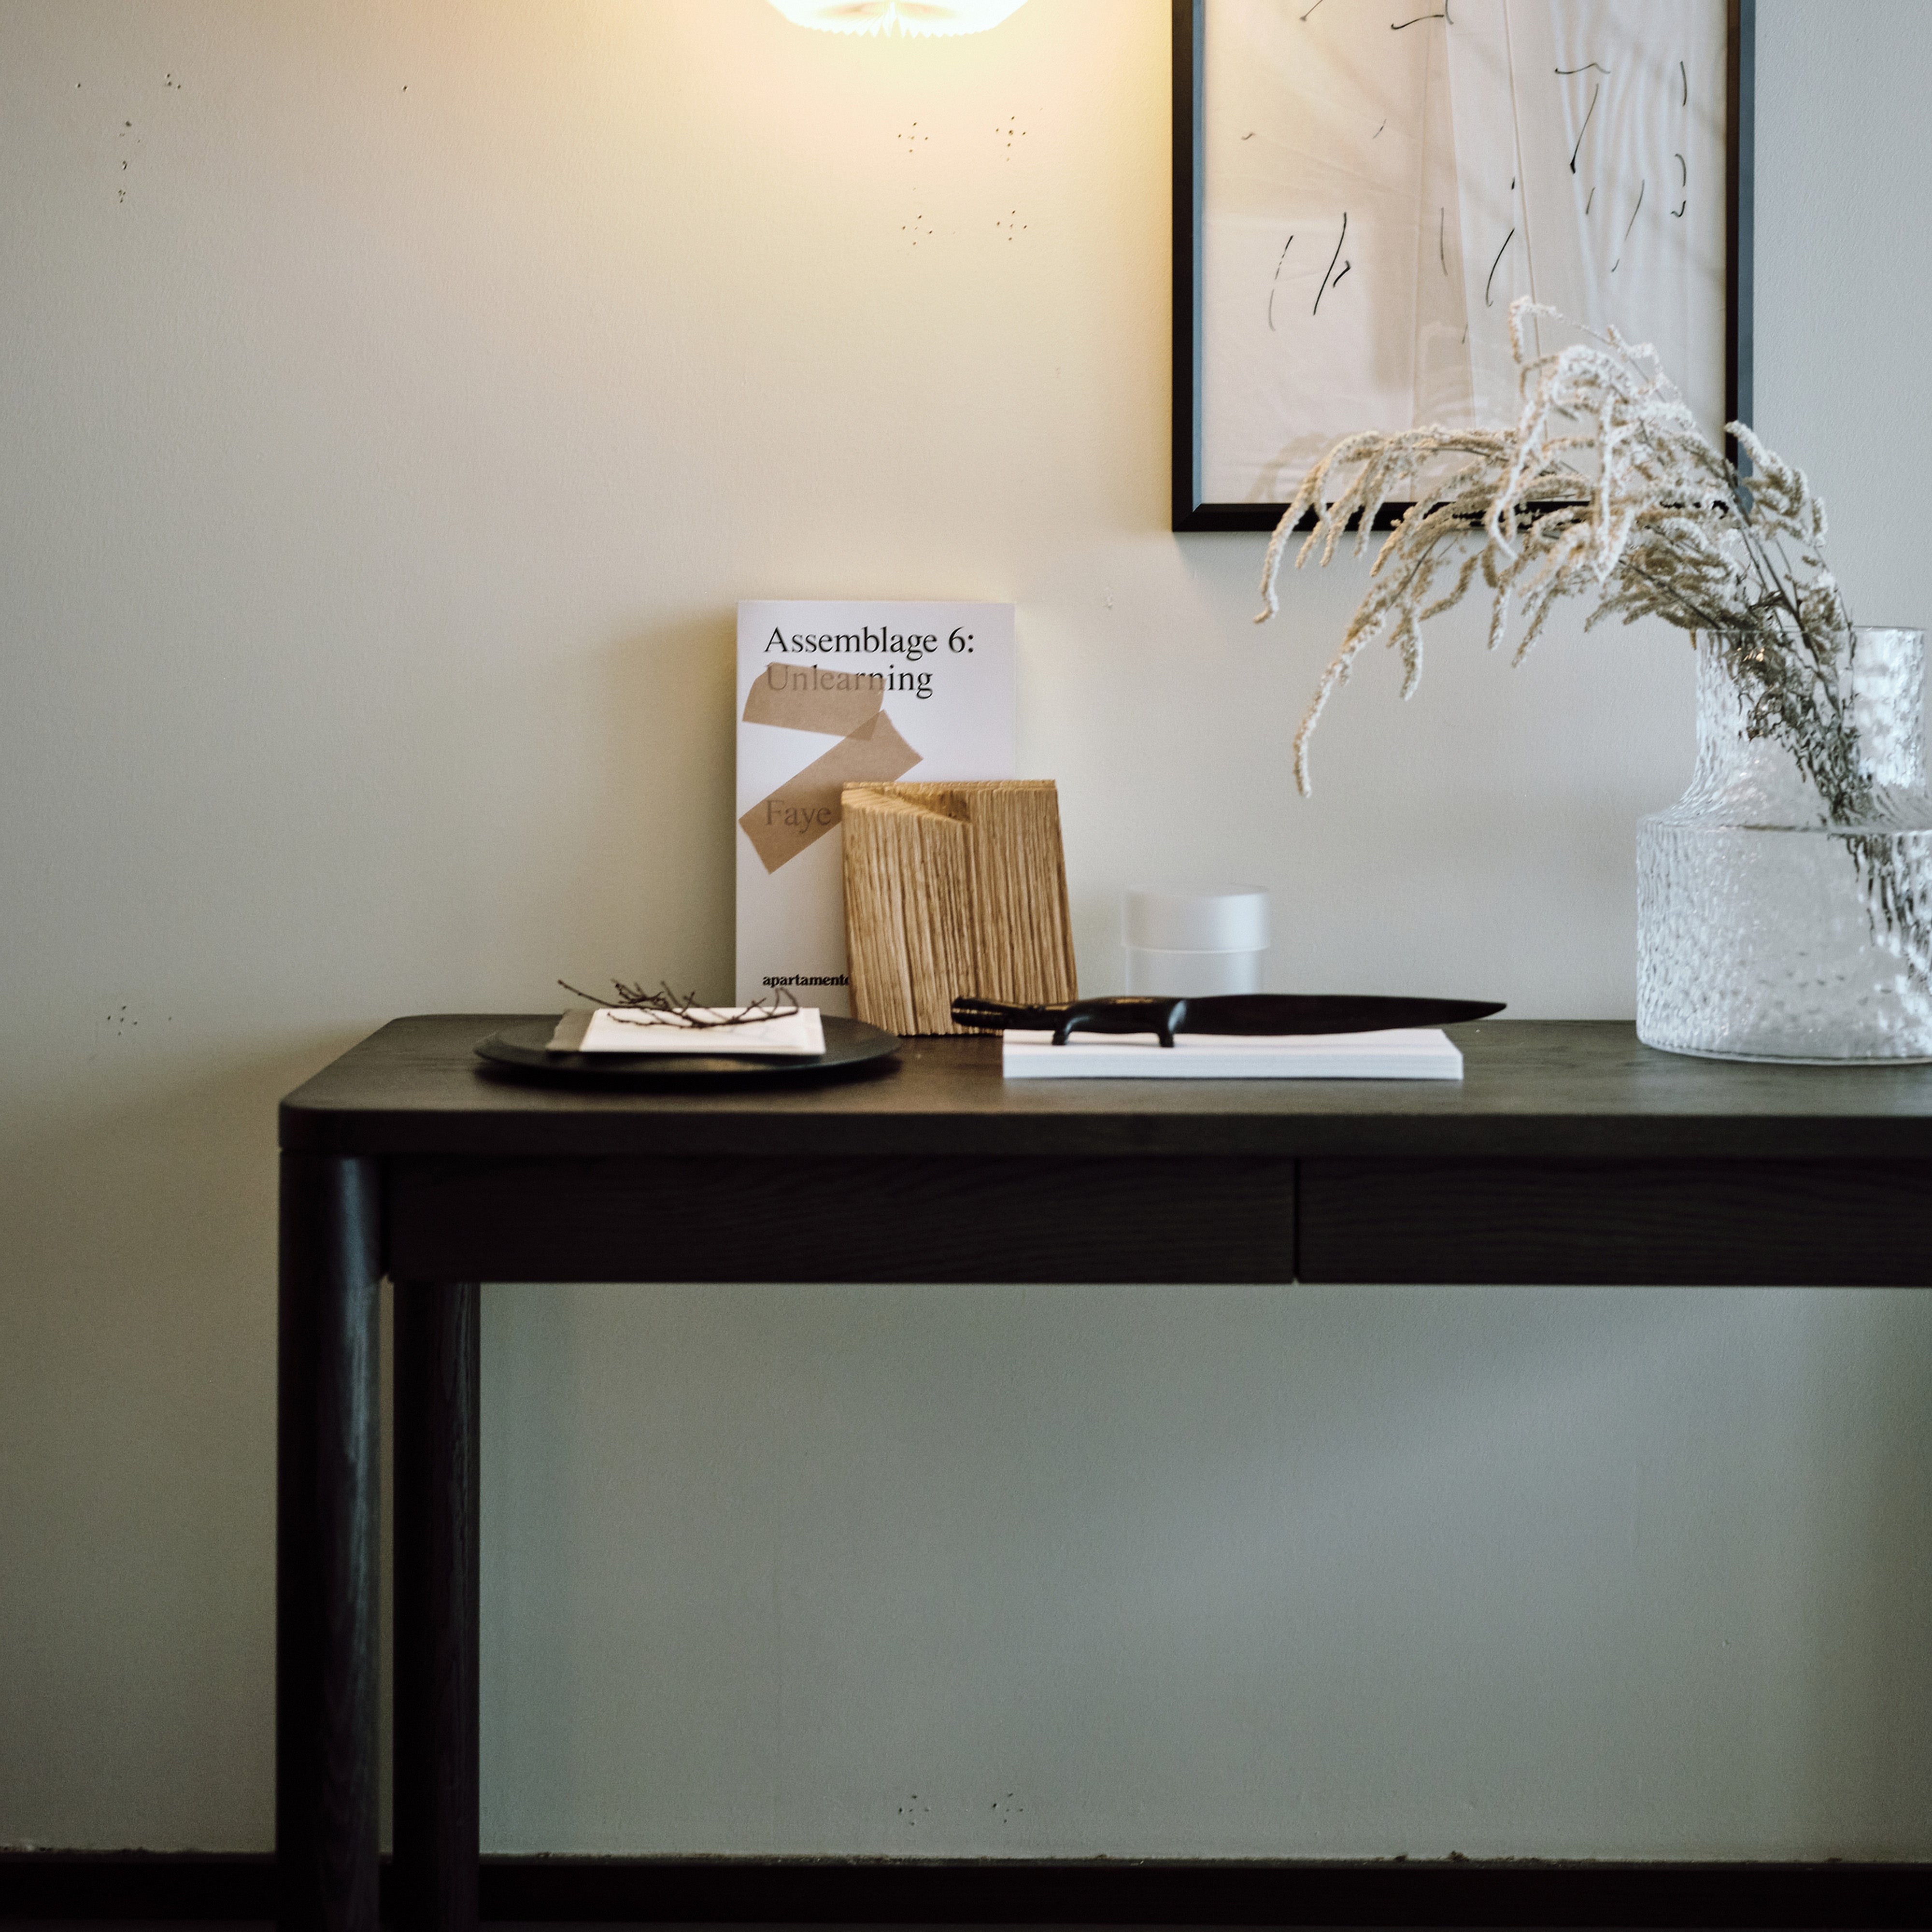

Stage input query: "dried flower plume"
[{"left": 1257, "top": 298, "right": 1856, "bottom": 802}]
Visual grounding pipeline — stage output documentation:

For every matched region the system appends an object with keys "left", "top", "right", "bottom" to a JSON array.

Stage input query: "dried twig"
[{"left": 556, "top": 980, "right": 800, "bottom": 1029}]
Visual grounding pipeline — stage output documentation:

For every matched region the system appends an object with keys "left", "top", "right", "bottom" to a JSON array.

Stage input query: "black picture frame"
[{"left": 1171, "top": 0, "right": 1756, "bottom": 533}]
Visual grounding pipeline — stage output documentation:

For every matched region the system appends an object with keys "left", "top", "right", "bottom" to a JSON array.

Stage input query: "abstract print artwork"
[{"left": 1185, "top": 0, "right": 1735, "bottom": 515}]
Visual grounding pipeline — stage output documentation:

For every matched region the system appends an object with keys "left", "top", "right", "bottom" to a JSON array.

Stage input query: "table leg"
[
  {"left": 394, "top": 1280, "right": 481, "bottom": 1932},
  {"left": 278, "top": 1154, "right": 382, "bottom": 1932}
]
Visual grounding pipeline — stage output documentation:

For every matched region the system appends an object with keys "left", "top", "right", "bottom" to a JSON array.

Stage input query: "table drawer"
[
  {"left": 1299, "top": 1157, "right": 1932, "bottom": 1284},
  {"left": 389, "top": 1153, "right": 1295, "bottom": 1283}
]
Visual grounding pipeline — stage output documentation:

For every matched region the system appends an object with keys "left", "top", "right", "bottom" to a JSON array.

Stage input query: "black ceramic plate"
[{"left": 474, "top": 1014, "right": 901, "bottom": 1084}]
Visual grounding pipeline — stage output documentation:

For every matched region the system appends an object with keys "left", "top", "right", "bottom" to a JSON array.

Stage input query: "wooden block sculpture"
[{"left": 841, "top": 780, "right": 1078, "bottom": 1036}]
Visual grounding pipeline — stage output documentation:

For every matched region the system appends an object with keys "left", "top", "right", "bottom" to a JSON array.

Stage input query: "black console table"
[{"left": 276, "top": 1016, "right": 1932, "bottom": 1932}]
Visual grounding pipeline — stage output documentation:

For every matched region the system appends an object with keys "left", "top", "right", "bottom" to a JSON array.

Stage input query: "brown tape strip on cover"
[
  {"left": 742, "top": 664, "right": 886, "bottom": 738},
  {"left": 739, "top": 712, "right": 924, "bottom": 874}
]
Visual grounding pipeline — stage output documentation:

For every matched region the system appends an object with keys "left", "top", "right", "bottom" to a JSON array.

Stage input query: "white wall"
[{"left": 3, "top": 0, "right": 1930, "bottom": 1860}]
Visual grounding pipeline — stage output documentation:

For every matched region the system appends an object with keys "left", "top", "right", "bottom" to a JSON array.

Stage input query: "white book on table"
[{"left": 1000, "top": 1027, "right": 1463, "bottom": 1080}]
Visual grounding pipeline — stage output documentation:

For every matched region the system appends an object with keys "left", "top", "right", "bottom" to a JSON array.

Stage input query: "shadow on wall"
[{"left": 546, "top": 611, "right": 740, "bottom": 1003}]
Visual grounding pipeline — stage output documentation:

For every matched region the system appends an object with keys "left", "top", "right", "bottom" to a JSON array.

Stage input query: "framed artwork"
[{"left": 1172, "top": 0, "right": 1754, "bottom": 531}]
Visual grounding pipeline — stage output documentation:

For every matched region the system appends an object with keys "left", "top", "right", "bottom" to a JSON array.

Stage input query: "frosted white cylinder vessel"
[{"left": 1123, "top": 885, "right": 1270, "bottom": 997}]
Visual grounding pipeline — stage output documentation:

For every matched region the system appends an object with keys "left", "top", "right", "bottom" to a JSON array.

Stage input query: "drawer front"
[
  {"left": 1300, "top": 1157, "right": 1932, "bottom": 1285},
  {"left": 389, "top": 1153, "right": 1295, "bottom": 1284}
]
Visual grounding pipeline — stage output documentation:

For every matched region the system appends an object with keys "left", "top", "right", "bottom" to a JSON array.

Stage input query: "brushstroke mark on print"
[
  {"left": 1485, "top": 227, "right": 1515, "bottom": 307},
  {"left": 1569, "top": 84, "right": 1599, "bottom": 173},
  {"left": 1612, "top": 178, "right": 1645, "bottom": 271},
  {"left": 1268, "top": 233, "right": 1294, "bottom": 330},
  {"left": 1314, "top": 212, "right": 1348, "bottom": 314}
]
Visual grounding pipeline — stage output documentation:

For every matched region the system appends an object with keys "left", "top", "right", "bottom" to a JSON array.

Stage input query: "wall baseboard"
[{"left": 0, "top": 1851, "right": 1925, "bottom": 1926}]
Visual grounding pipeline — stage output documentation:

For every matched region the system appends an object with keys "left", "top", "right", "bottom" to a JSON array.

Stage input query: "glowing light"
[{"left": 767, "top": 0, "right": 1029, "bottom": 38}]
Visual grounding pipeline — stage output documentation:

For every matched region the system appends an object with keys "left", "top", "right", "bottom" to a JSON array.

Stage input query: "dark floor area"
[{"left": 0, "top": 1923, "right": 1800, "bottom": 1932}]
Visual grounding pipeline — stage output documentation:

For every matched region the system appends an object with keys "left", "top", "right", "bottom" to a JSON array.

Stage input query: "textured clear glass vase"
[{"left": 1637, "top": 627, "right": 1932, "bottom": 1062}]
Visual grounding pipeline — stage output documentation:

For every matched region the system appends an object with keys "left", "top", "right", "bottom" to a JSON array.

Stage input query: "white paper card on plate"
[
  {"left": 1000, "top": 1027, "right": 1463, "bottom": 1080},
  {"left": 736, "top": 599, "right": 1016, "bottom": 1015},
  {"left": 550, "top": 1007, "right": 826, "bottom": 1057}
]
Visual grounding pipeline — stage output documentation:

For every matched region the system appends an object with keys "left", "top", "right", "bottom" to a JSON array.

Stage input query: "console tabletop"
[{"left": 282, "top": 1014, "right": 1932, "bottom": 1161}]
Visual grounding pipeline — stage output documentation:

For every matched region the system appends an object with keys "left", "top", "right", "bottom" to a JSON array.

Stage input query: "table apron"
[
  {"left": 387, "top": 1152, "right": 1932, "bottom": 1286},
  {"left": 386, "top": 1153, "right": 1297, "bottom": 1283}
]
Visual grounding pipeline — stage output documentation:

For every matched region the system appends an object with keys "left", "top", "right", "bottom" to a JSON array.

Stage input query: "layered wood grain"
[{"left": 842, "top": 779, "right": 1078, "bottom": 1035}]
